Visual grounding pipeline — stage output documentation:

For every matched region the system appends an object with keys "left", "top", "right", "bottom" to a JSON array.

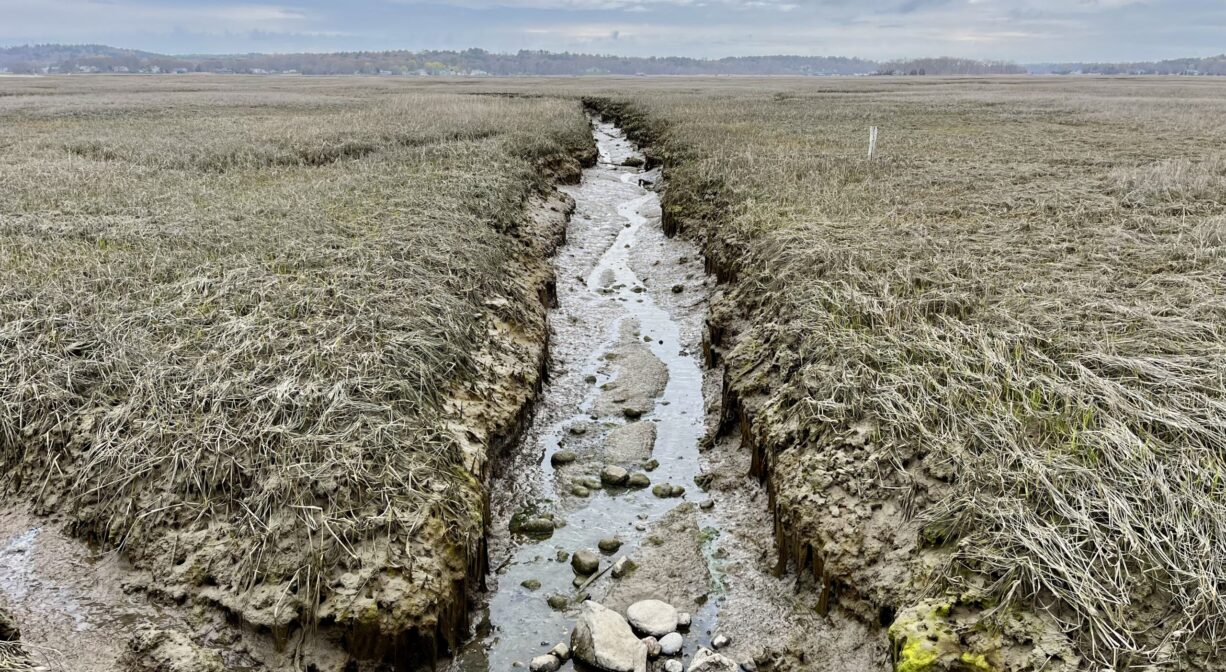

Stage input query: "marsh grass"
[
  {"left": 571, "top": 77, "right": 1226, "bottom": 665},
  {"left": 0, "top": 76, "right": 590, "bottom": 637}
]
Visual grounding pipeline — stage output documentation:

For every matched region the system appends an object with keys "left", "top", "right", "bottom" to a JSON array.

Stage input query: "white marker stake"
[{"left": 868, "top": 126, "right": 879, "bottom": 161}]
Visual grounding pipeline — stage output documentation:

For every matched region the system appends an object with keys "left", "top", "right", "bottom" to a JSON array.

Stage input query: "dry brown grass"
[
  {"left": 0, "top": 76, "right": 590, "bottom": 646},
  {"left": 566, "top": 77, "right": 1226, "bottom": 667}
]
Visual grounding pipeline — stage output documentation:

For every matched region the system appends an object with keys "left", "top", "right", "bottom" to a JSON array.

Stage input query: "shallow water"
[{"left": 452, "top": 121, "right": 716, "bottom": 671}]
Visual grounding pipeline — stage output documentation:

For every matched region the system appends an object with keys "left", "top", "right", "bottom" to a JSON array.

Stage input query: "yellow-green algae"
[{"left": 888, "top": 600, "right": 998, "bottom": 672}]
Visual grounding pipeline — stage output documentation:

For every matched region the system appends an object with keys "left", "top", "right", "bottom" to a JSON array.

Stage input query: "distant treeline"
[
  {"left": 1028, "top": 54, "right": 1226, "bottom": 75},
  {"left": 877, "top": 57, "right": 1027, "bottom": 76},
  {"left": 0, "top": 44, "right": 877, "bottom": 76},
  {"left": 4, "top": 44, "right": 1223, "bottom": 77}
]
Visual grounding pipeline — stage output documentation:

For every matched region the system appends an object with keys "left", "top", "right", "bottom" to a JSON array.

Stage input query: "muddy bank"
[{"left": 0, "top": 165, "right": 587, "bottom": 671}]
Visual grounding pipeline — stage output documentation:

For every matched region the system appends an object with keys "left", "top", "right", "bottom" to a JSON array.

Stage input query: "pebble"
[
  {"left": 611, "top": 556, "right": 635, "bottom": 579},
  {"left": 665, "top": 661, "right": 684, "bottom": 672},
  {"left": 571, "top": 485, "right": 591, "bottom": 497},
  {"left": 584, "top": 374, "right": 598, "bottom": 384},
  {"left": 712, "top": 634, "right": 731, "bottom": 650},
  {"left": 623, "top": 407, "right": 644, "bottom": 420},
  {"left": 572, "top": 548, "right": 601, "bottom": 575},
  {"left": 659, "top": 632, "right": 683, "bottom": 656},
  {"left": 627, "top": 599, "right": 679, "bottom": 637},
  {"left": 521, "top": 579, "right": 541, "bottom": 591},
  {"left": 652, "top": 483, "right": 685, "bottom": 499},
  {"left": 519, "top": 517, "right": 557, "bottom": 536},
  {"left": 672, "top": 284, "right": 685, "bottom": 293},
  {"left": 600, "top": 465, "right": 629, "bottom": 486},
  {"left": 530, "top": 654, "right": 561, "bottom": 672},
  {"left": 547, "top": 594, "right": 568, "bottom": 610},
  {"left": 699, "top": 499, "right": 715, "bottom": 510},
  {"left": 551, "top": 450, "right": 578, "bottom": 467},
  {"left": 642, "top": 636, "right": 662, "bottom": 659},
  {"left": 677, "top": 612, "right": 691, "bottom": 628},
  {"left": 643, "top": 459, "right": 659, "bottom": 471},
  {"left": 627, "top": 472, "right": 651, "bottom": 488},
  {"left": 555, "top": 549, "right": 569, "bottom": 563},
  {"left": 598, "top": 538, "right": 623, "bottom": 553},
  {"left": 550, "top": 643, "right": 571, "bottom": 661}
]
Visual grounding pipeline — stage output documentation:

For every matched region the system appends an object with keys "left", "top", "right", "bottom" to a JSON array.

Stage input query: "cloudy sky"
[{"left": 1, "top": 0, "right": 1222, "bottom": 62}]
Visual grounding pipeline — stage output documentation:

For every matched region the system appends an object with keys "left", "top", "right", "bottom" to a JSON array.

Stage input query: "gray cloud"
[{"left": 0, "top": 0, "right": 1221, "bottom": 61}]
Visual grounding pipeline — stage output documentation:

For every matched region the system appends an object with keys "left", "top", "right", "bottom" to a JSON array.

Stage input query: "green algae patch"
[
  {"left": 889, "top": 601, "right": 962, "bottom": 672},
  {"left": 888, "top": 600, "right": 1006, "bottom": 672}
]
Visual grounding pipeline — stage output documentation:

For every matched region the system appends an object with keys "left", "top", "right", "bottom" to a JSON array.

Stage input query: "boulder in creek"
[
  {"left": 552, "top": 450, "right": 579, "bottom": 466},
  {"left": 599, "top": 538, "right": 623, "bottom": 553},
  {"left": 530, "top": 654, "right": 562, "bottom": 672},
  {"left": 626, "top": 599, "right": 679, "bottom": 637},
  {"left": 659, "top": 632, "right": 683, "bottom": 656},
  {"left": 688, "top": 648, "right": 739, "bottom": 672},
  {"left": 611, "top": 555, "right": 635, "bottom": 579},
  {"left": 572, "top": 549, "right": 601, "bottom": 575},
  {"left": 601, "top": 465, "right": 629, "bottom": 486},
  {"left": 571, "top": 602, "right": 648, "bottom": 672}
]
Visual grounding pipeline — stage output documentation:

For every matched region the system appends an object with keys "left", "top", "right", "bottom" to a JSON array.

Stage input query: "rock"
[
  {"left": 598, "top": 538, "right": 623, "bottom": 553},
  {"left": 585, "top": 374, "right": 598, "bottom": 384},
  {"left": 550, "top": 643, "right": 571, "bottom": 661},
  {"left": 699, "top": 499, "right": 715, "bottom": 510},
  {"left": 643, "top": 459, "right": 659, "bottom": 471},
  {"left": 642, "top": 637, "right": 661, "bottom": 659},
  {"left": 552, "top": 450, "right": 579, "bottom": 466},
  {"left": 521, "top": 579, "right": 542, "bottom": 591},
  {"left": 601, "top": 465, "right": 629, "bottom": 486},
  {"left": 659, "top": 632, "right": 683, "bottom": 656},
  {"left": 623, "top": 407, "right": 644, "bottom": 420},
  {"left": 517, "top": 517, "right": 557, "bottom": 537},
  {"left": 530, "top": 654, "right": 562, "bottom": 672},
  {"left": 572, "top": 549, "right": 601, "bottom": 575},
  {"left": 611, "top": 556, "right": 635, "bottom": 579},
  {"left": 688, "top": 648, "right": 738, "bottom": 672},
  {"left": 569, "top": 424, "right": 589, "bottom": 436},
  {"left": 626, "top": 599, "right": 679, "bottom": 637},
  {"left": 571, "top": 601, "right": 648, "bottom": 672},
  {"left": 556, "top": 549, "right": 570, "bottom": 563},
  {"left": 711, "top": 635, "right": 730, "bottom": 650},
  {"left": 652, "top": 484, "right": 681, "bottom": 498},
  {"left": 581, "top": 476, "right": 603, "bottom": 490},
  {"left": 740, "top": 661, "right": 757, "bottom": 672},
  {"left": 676, "top": 612, "right": 692, "bottom": 629},
  {"left": 572, "top": 485, "right": 592, "bottom": 497},
  {"left": 665, "top": 661, "right": 684, "bottom": 672},
  {"left": 671, "top": 284, "right": 685, "bottom": 293},
  {"left": 627, "top": 473, "right": 651, "bottom": 488},
  {"left": 547, "top": 594, "right": 569, "bottom": 611}
]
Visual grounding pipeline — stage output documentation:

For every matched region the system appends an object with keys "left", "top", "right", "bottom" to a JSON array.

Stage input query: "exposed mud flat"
[{"left": 453, "top": 120, "right": 885, "bottom": 672}]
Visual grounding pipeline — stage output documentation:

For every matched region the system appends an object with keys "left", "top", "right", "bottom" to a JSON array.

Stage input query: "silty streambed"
[{"left": 452, "top": 121, "right": 721, "bottom": 671}]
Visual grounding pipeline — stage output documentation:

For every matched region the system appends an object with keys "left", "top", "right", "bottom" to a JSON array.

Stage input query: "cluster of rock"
[{"left": 526, "top": 599, "right": 741, "bottom": 672}]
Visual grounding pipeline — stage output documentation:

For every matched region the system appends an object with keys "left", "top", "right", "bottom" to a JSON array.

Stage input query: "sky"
[{"left": 1, "top": 0, "right": 1223, "bottom": 62}]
